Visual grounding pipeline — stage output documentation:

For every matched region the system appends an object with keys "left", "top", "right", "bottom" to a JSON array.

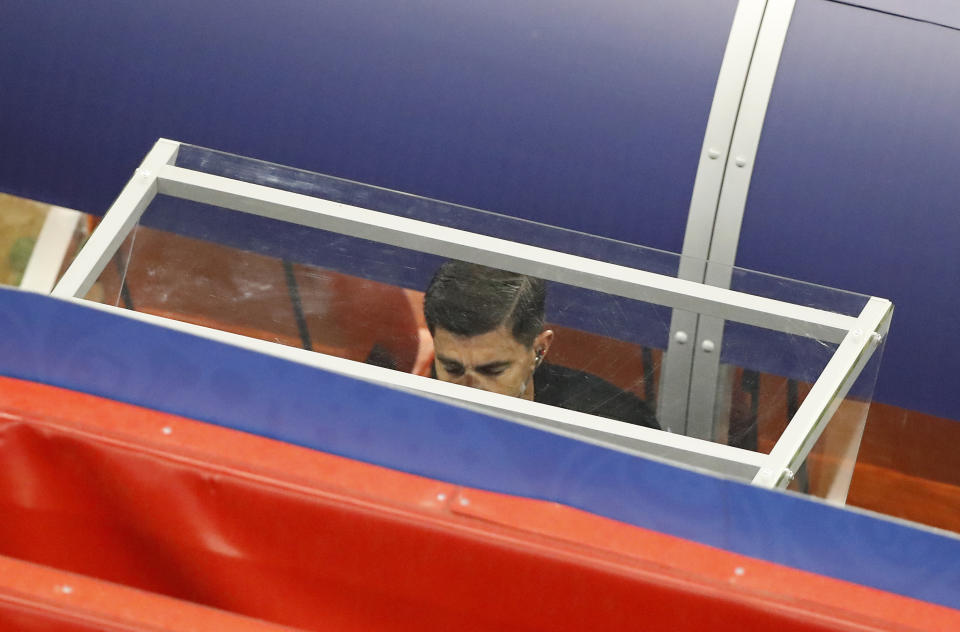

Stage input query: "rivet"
[
  {"left": 436, "top": 493, "right": 447, "bottom": 502},
  {"left": 707, "top": 148, "right": 720, "bottom": 160},
  {"left": 161, "top": 427, "right": 172, "bottom": 435},
  {"left": 674, "top": 331, "right": 689, "bottom": 345},
  {"left": 459, "top": 497, "right": 470, "bottom": 507},
  {"left": 701, "top": 339, "right": 715, "bottom": 353},
  {"left": 733, "top": 567, "right": 745, "bottom": 577},
  {"left": 735, "top": 156, "right": 747, "bottom": 167},
  {"left": 59, "top": 585, "right": 73, "bottom": 595}
]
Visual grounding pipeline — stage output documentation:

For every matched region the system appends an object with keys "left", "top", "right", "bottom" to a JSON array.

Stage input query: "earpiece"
[{"left": 519, "top": 349, "right": 543, "bottom": 398}]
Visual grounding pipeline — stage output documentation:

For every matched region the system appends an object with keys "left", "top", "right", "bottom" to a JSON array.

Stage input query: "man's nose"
[{"left": 455, "top": 373, "right": 489, "bottom": 391}]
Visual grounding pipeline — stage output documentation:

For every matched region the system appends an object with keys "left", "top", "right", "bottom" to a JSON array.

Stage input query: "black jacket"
[{"left": 534, "top": 363, "right": 660, "bottom": 430}]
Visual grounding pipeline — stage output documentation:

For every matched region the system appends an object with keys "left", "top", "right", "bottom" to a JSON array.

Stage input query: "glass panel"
[
  {"left": 175, "top": 144, "right": 683, "bottom": 277},
  {"left": 86, "top": 144, "right": 884, "bottom": 494},
  {"left": 92, "top": 198, "right": 671, "bottom": 425},
  {"left": 711, "top": 318, "right": 887, "bottom": 501},
  {"left": 800, "top": 339, "right": 886, "bottom": 502},
  {"left": 716, "top": 324, "right": 837, "bottom": 450}
]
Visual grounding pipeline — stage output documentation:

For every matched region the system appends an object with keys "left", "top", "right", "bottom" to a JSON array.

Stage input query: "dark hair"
[{"left": 423, "top": 261, "right": 546, "bottom": 347}]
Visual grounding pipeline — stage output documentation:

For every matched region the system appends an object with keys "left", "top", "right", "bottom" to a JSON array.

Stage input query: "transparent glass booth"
[{"left": 52, "top": 139, "right": 891, "bottom": 502}]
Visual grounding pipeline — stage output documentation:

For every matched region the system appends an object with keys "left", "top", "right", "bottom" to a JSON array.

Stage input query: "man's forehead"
[{"left": 433, "top": 325, "right": 528, "bottom": 356}]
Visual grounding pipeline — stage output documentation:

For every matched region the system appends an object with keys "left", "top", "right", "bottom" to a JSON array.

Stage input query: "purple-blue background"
[{"left": 1, "top": 0, "right": 958, "bottom": 420}]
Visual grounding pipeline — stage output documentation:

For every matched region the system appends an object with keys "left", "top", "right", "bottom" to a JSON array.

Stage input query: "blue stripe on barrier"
[{"left": 2, "top": 287, "right": 958, "bottom": 609}]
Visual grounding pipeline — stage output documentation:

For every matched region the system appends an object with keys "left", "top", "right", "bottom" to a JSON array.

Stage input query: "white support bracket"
[
  {"left": 660, "top": 0, "right": 769, "bottom": 433},
  {"left": 51, "top": 139, "right": 180, "bottom": 299},
  {"left": 752, "top": 297, "right": 893, "bottom": 489},
  {"left": 664, "top": 0, "right": 800, "bottom": 439}
]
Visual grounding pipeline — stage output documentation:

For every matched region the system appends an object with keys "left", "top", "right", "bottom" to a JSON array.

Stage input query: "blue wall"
[
  {"left": 2, "top": 0, "right": 959, "bottom": 420},
  {"left": 0, "top": 0, "right": 734, "bottom": 251},
  {"left": 739, "top": 0, "right": 960, "bottom": 418}
]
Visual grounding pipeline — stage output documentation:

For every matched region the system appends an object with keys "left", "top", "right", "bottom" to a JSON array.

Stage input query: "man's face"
[{"left": 433, "top": 325, "right": 544, "bottom": 399}]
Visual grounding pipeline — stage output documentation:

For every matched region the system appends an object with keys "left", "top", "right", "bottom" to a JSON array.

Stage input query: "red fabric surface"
[
  {"left": 0, "top": 377, "right": 956, "bottom": 631},
  {"left": 0, "top": 555, "right": 298, "bottom": 632}
]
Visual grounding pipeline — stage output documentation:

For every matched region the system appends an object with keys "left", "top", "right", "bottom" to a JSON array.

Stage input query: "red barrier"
[
  {"left": 0, "top": 377, "right": 956, "bottom": 631},
  {"left": 0, "top": 556, "right": 297, "bottom": 631}
]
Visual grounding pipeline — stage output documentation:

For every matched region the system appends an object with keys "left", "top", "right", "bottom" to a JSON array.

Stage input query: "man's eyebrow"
[
  {"left": 475, "top": 360, "right": 512, "bottom": 372},
  {"left": 435, "top": 355, "right": 511, "bottom": 372}
]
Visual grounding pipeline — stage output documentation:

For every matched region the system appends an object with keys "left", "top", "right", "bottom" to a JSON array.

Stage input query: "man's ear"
[{"left": 534, "top": 329, "right": 554, "bottom": 359}]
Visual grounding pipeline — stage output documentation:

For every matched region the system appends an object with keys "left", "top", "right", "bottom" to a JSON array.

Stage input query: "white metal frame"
[
  {"left": 50, "top": 138, "right": 892, "bottom": 490},
  {"left": 660, "top": 0, "right": 769, "bottom": 434},
  {"left": 663, "top": 0, "right": 800, "bottom": 441},
  {"left": 693, "top": 0, "right": 800, "bottom": 439}
]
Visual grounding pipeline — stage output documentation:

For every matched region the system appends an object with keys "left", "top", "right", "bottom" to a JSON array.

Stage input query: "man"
[{"left": 423, "top": 260, "right": 659, "bottom": 429}]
